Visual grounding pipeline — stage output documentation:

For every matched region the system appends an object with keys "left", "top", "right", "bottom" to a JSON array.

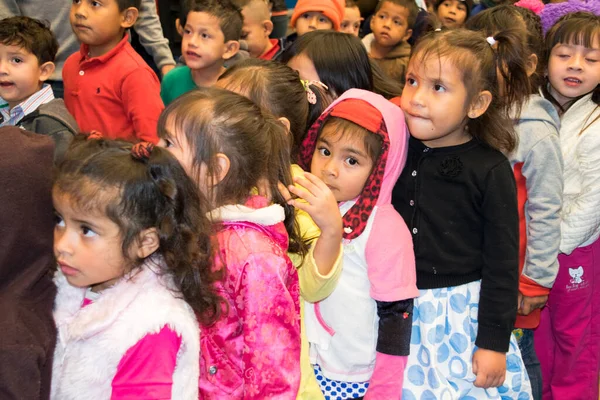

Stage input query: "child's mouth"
[
  {"left": 0, "top": 82, "right": 14, "bottom": 87},
  {"left": 564, "top": 77, "right": 582, "bottom": 86},
  {"left": 186, "top": 51, "right": 201, "bottom": 59}
]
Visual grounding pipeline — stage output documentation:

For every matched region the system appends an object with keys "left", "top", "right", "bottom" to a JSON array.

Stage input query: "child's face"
[
  {"left": 341, "top": 6, "right": 362, "bottom": 36},
  {"left": 295, "top": 11, "right": 333, "bottom": 36},
  {"left": 310, "top": 124, "right": 374, "bottom": 202},
  {"left": 182, "top": 11, "right": 229, "bottom": 71},
  {"left": 547, "top": 39, "right": 600, "bottom": 107},
  {"left": 401, "top": 55, "right": 474, "bottom": 148},
  {"left": 370, "top": 2, "right": 412, "bottom": 48},
  {"left": 287, "top": 53, "right": 321, "bottom": 83},
  {"left": 241, "top": 6, "right": 271, "bottom": 58},
  {"left": 53, "top": 189, "right": 132, "bottom": 292},
  {"left": 436, "top": 0, "right": 467, "bottom": 29},
  {"left": 70, "top": 0, "right": 133, "bottom": 57},
  {"left": 0, "top": 43, "right": 52, "bottom": 109}
]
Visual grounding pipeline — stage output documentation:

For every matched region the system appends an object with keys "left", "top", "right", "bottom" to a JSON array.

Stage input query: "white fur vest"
[{"left": 51, "top": 259, "right": 200, "bottom": 399}]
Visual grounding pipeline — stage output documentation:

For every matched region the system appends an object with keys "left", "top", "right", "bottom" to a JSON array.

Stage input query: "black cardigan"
[{"left": 392, "top": 137, "right": 519, "bottom": 352}]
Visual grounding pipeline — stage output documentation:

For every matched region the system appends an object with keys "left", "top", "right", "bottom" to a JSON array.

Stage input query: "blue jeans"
[{"left": 518, "top": 328, "right": 542, "bottom": 400}]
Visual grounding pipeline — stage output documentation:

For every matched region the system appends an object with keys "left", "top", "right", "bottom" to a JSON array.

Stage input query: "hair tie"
[
  {"left": 486, "top": 36, "right": 496, "bottom": 46},
  {"left": 87, "top": 130, "right": 103, "bottom": 140},
  {"left": 434, "top": 28, "right": 442, "bottom": 32},
  {"left": 131, "top": 142, "right": 155, "bottom": 161},
  {"left": 301, "top": 80, "right": 329, "bottom": 105}
]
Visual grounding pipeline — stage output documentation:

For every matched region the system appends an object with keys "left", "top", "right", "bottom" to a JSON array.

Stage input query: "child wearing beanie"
[
  {"left": 290, "top": 0, "right": 345, "bottom": 35},
  {"left": 539, "top": 0, "right": 600, "bottom": 33},
  {"left": 434, "top": 0, "right": 473, "bottom": 28}
]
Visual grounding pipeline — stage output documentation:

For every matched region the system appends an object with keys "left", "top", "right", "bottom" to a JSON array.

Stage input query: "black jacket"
[{"left": 392, "top": 137, "right": 519, "bottom": 352}]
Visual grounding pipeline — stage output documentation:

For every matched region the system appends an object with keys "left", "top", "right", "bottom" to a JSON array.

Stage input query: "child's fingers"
[
  {"left": 287, "top": 184, "right": 316, "bottom": 204},
  {"left": 287, "top": 198, "right": 310, "bottom": 214},
  {"left": 293, "top": 175, "right": 321, "bottom": 197},
  {"left": 300, "top": 172, "right": 331, "bottom": 193}
]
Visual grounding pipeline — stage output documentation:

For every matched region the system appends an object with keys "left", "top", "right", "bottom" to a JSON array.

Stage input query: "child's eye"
[
  {"left": 81, "top": 225, "right": 97, "bottom": 237},
  {"left": 345, "top": 157, "right": 359, "bottom": 166},
  {"left": 91, "top": 0, "right": 101, "bottom": 6},
  {"left": 557, "top": 54, "right": 570, "bottom": 59},
  {"left": 354, "top": 23, "right": 361, "bottom": 30},
  {"left": 407, "top": 77, "right": 417, "bottom": 86},
  {"left": 341, "top": 22, "right": 348, "bottom": 28},
  {"left": 434, "top": 84, "right": 446, "bottom": 92},
  {"left": 302, "top": 13, "right": 310, "bottom": 19},
  {"left": 10, "top": 57, "right": 23, "bottom": 64},
  {"left": 201, "top": 33, "right": 210, "bottom": 39},
  {"left": 163, "top": 138, "right": 174, "bottom": 148},
  {"left": 240, "top": 32, "right": 248, "bottom": 39},
  {"left": 183, "top": 28, "right": 191, "bottom": 35},
  {"left": 394, "top": 19, "right": 402, "bottom": 26},
  {"left": 318, "top": 147, "right": 331, "bottom": 157},
  {"left": 72, "top": 0, "right": 81, "bottom": 4},
  {"left": 319, "top": 17, "right": 327, "bottom": 23},
  {"left": 54, "top": 214, "right": 65, "bottom": 228},
  {"left": 586, "top": 58, "right": 598, "bottom": 63}
]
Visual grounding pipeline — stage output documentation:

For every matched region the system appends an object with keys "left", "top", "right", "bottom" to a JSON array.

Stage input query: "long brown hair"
[
  {"left": 218, "top": 58, "right": 332, "bottom": 160},
  {"left": 54, "top": 136, "right": 222, "bottom": 324},
  {"left": 157, "top": 88, "right": 307, "bottom": 256},
  {"left": 411, "top": 28, "right": 529, "bottom": 153}
]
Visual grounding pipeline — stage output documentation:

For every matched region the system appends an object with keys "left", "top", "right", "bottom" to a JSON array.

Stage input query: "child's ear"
[
  {"left": 468, "top": 90, "right": 492, "bottom": 119},
  {"left": 213, "top": 153, "right": 231, "bottom": 184},
  {"left": 526, "top": 53, "right": 538, "bottom": 78},
  {"left": 403, "top": 28, "right": 413, "bottom": 41},
  {"left": 121, "top": 7, "right": 139, "bottom": 29},
  {"left": 135, "top": 227, "right": 160, "bottom": 259},
  {"left": 277, "top": 117, "right": 291, "bottom": 133},
  {"left": 263, "top": 19, "right": 274, "bottom": 37},
  {"left": 222, "top": 40, "right": 241, "bottom": 60},
  {"left": 176, "top": 18, "right": 184, "bottom": 36},
  {"left": 39, "top": 61, "right": 55, "bottom": 82}
]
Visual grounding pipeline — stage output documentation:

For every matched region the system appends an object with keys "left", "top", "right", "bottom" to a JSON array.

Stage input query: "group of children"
[{"left": 0, "top": 0, "right": 599, "bottom": 399}]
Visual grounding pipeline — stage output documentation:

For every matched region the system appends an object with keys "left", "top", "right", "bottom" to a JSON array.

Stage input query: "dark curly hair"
[{"left": 54, "top": 136, "right": 222, "bottom": 325}]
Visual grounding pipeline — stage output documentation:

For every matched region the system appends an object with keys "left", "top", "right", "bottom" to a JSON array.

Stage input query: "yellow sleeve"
[{"left": 288, "top": 164, "right": 343, "bottom": 303}]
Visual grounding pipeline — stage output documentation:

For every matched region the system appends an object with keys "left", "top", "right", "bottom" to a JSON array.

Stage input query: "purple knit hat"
[{"left": 540, "top": 0, "right": 600, "bottom": 34}]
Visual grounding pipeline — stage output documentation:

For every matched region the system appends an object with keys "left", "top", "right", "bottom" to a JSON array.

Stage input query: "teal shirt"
[{"left": 160, "top": 66, "right": 198, "bottom": 105}]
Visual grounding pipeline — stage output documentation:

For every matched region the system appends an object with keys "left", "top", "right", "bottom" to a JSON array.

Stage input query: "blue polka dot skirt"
[
  {"left": 313, "top": 364, "right": 369, "bottom": 399},
  {"left": 402, "top": 281, "right": 532, "bottom": 400}
]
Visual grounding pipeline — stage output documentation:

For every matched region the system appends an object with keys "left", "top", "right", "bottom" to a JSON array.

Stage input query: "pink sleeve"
[
  {"left": 238, "top": 252, "right": 301, "bottom": 398},
  {"left": 121, "top": 68, "right": 164, "bottom": 144},
  {"left": 364, "top": 352, "right": 407, "bottom": 399},
  {"left": 111, "top": 326, "right": 182, "bottom": 400},
  {"left": 366, "top": 205, "right": 419, "bottom": 301}
]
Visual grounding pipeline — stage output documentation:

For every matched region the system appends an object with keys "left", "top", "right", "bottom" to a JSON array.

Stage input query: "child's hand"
[
  {"left": 287, "top": 172, "right": 342, "bottom": 236},
  {"left": 517, "top": 292, "right": 548, "bottom": 316},
  {"left": 472, "top": 348, "right": 506, "bottom": 388}
]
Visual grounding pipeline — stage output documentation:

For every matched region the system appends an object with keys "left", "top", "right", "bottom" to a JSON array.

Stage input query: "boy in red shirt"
[{"left": 63, "top": 0, "right": 163, "bottom": 143}]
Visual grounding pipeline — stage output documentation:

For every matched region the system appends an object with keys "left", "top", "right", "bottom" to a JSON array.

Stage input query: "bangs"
[
  {"left": 54, "top": 176, "right": 121, "bottom": 217},
  {"left": 546, "top": 12, "right": 600, "bottom": 51},
  {"left": 319, "top": 117, "right": 383, "bottom": 163}
]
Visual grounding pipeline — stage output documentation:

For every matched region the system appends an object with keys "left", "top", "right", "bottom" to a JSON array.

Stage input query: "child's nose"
[
  {"left": 308, "top": 16, "right": 318, "bottom": 28},
  {"left": 54, "top": 231, "right": 73, "bottom": 256},
  {"left": 568, "top": 54, "right": 584, "bottom": 70},
  {"left": 323, "top": 159, "right": 339, "bottom": 177}
]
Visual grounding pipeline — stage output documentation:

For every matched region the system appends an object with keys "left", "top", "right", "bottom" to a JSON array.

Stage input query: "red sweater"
[{"left": 63, "top": 34, "right": 163, "bottom": 143}]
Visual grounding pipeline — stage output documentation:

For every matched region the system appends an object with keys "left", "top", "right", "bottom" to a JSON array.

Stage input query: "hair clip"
[
  {"left": 87, "top": 130, "right": 103, "bottom": 140},
  {"left": 301, "top": 80, "right": 329, "bottom": 105},
  {"left": 486, "top": 36, "right": 496, "bottom": 46},
  {"left": 131, "top": 142, "right": 155, "bottom": 161},
  {"left": 434, "top": 28, "right": 442, "bottom": 32}
]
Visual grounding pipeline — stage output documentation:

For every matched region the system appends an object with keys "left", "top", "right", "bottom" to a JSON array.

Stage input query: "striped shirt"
[{"left": 0, "top": 84, "right": 55, "bottom": 127}]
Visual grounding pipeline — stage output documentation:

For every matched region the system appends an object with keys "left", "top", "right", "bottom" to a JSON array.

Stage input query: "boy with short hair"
[
  {"left": 362, "top": 0, "right": 419, "bottom": 89},
  {"left": 63, "top": 0, "right": 164, "bottom": 143},
  {"left": 0, "top": 16, "right": 78, "bottom": 161},
  {"left": 235, "top": 0, "right": 284, "bottom": 59},
  {"left": 161, "top": 0, "right": 242, "bottom": 105}
]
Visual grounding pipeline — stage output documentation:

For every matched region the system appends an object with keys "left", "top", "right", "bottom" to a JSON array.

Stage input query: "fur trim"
[
  {"left": 208, "top": 204, "right": 285, "bottom": 226},
  {"left": 540, "top": 0, "right": 600, "bottom": 33},
  {"left": 52, "top": 262, "right": 200, "bottom": 399}
]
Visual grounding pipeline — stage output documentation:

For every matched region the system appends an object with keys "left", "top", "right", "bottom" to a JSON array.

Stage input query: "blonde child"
[
  {"left": 160, "top": 0, "right": 241, "bottom": 105},
  {"left": 392, "top": 29, "right": 533, "bottom": 398},
  {"left": 217, "top": 58, "right": 340, "bottom": 400},
  {"left": 341, "top": 0, "right": 363, "bottom": 36},
  {"left": 51, "top": 136, "right": 220, "bottom": 399},
  {"left": 158, "top": 88, "right": 303, "bottom": 398},
  {"left": 534, "top": 12, "right": 600, "bottom": 400},
  {"left": 298, "top": 88, "right": 418, "bottom": 399}
]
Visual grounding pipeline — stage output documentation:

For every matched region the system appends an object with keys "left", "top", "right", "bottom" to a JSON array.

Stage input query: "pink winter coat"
[{"left": 199, "top": 196, "right": 301, "bottom": 399}]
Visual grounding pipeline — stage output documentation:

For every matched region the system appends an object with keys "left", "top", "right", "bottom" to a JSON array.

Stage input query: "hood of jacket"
[
  {"left": 209, "top": 195, "right": 289, "bottom": 250},
  {"left": 298, "top": 88, "right": 409, "bottom": 239},
  {"left": 514, "top": 94, "right": 560, "bottom": 131},
  {"left": 362, "top": 33, "right": 411, "bottom": 59}
]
